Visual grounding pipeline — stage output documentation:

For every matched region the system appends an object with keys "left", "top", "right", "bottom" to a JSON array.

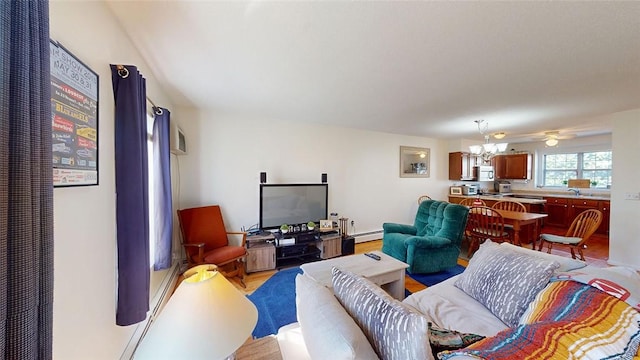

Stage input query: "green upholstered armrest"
[
  {"left": 382, "top": 222, "right": 417, "bottom": 235},
  {"left": 406, "top": 236, "right": 452, "bottom": 249}
]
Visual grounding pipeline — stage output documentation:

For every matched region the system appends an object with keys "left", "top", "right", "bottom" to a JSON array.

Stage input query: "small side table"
[{"left": 236, "top": 335, "right": 283, "bottom": 360}]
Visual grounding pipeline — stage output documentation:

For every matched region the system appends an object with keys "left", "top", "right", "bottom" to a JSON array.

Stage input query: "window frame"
[
  {"left": 146, "top": 111, "right": 156, "bottom": 264},
  {"left": 537, "top": 146, "right": 612, "bottom": 189}
]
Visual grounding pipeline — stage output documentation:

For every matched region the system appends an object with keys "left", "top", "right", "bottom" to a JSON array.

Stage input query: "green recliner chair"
[{"left": 382, "top": 200, "right": 469, "bottom": 274}]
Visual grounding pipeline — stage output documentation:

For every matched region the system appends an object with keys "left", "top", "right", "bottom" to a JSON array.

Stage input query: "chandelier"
[{"left": 469, "top": 120, "right": 508, "bottom": 163}]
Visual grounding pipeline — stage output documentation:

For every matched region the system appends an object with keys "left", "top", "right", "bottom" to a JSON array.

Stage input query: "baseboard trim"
[
  {"left": 119, "top": 263, "right": 181, "bottom": 360},
  {"left": 353, "top": 230, "right": 383, "bottom": 243}
]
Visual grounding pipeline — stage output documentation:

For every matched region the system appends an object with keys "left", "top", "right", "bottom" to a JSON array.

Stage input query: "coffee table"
[{"left": 300, "top": 251, "right": 409, "bottom": 300}]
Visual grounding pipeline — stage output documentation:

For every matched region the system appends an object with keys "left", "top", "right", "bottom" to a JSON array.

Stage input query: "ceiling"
[{"left": 106, "top": 1, "right": 640, "bottom": 143}]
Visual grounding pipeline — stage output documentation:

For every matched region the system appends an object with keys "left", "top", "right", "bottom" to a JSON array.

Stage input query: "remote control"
[{"left": 364, "top": 253, "right": 381, "bottom": 261}]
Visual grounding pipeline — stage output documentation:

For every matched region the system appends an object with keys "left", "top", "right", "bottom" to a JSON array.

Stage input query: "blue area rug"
[
  {"left": 247, "top": 264, "right": 465, "bottom": 338},
  {"left": 247, "top": 267, "right": 302, "bottom": 338},
  {"left": 407, "top": 264, "right": 466, "bottom": 286}
]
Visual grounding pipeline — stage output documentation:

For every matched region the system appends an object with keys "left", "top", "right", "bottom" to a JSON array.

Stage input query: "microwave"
[
  {"left": 462, "top": 185, "right": 478, "bottom": 195},
  {"left": 474, "top": 165, "right": 494, "bottom": 181}
]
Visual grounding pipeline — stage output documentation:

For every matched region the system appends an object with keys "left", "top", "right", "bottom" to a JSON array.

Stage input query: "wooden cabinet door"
[
  {"left": 544, "top": 197, "right": 569, "bottom": 227},
  {"left": 449, "top": 152, "right": 479, "bottom": 180},
  {"left": 492, "top": 154, "right": 531, "bottom": 180},
  {"left": 598, "top": 201, "right": 610, "bottom": 234},
  {"left": 492, "top": 155, "right": 506, "bottom": 179},
  {"left": 246, "top": 245, "right": 276, "bottom": 273},
  {"left": 449, "top": 152, "right": 463, "bottom": 180},
  {"left": 569, "top": 199, "right": 599, "bottom": 224},
  {"left": 320, "top": 236, "right": 342, "bottom": 259},
  {"left": 493, "top": 154, "right": 531, "bottom": 179},
  {"left": 505, "top": 154, "right": 531, "bottom": 179}
]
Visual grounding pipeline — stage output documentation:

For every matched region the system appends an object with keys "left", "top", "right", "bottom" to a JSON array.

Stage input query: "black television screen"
[{"left": 260, "top": 184, "right": 328, "bottom": 230}]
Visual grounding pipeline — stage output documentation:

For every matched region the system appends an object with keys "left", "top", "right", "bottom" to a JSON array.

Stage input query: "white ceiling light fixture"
[
  {"left": 544, "top": 131, "right": 560, "bottom": 147},
  {"left": 493, "top": 132, "right": 506, "bottom": 140},
  {"left": 469, "top": 120, "right": 508, "bottom": 163}
]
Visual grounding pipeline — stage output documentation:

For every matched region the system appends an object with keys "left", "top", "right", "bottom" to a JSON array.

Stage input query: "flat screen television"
[{"left": 260, "top": 184, "right": 328, "bottom": 230}]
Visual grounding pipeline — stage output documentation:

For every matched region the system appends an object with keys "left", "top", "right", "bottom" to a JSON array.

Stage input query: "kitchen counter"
[
  {"left": 513, "top": 191, "right": 610, "bottom": 201},
  {"left": 449, "top": 194, "right": 546, "bottom": 205},
  {"left": 451, "top": 189, "right": 610, "bottom": 202}
]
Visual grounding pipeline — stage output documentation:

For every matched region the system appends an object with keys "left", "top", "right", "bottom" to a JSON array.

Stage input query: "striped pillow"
[
  {"left": 454, "top": 241, "right": 559, "bottom": 327},
  {"left": 331, "top": 267, "right": 432, "bottom": 360}
]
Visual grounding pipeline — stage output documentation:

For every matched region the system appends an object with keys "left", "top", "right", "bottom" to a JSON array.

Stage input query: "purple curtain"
[
  {"left": 152, "top": 108, "right": 173, "bottom": 270},
  {"left": 0, "top": 0, "right": 54, "bottom": 358},
  {"left": 110, "top": 65, "right": 150, "bottom": 326}
]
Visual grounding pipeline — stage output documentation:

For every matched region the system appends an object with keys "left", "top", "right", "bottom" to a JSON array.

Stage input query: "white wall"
[
  {"left": 50, "top": 2, "right": 177, "bottom": 359},
  {"left": 609, "top": 110, "right": 640, "bottom": 269},
  {"left": 175, "top": 109, "right": 452, "bottom": 239}
]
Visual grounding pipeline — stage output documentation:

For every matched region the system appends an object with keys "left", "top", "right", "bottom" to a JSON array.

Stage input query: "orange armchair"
[{"left": 177, "top": 205, "right": 247, "bottom": 287}]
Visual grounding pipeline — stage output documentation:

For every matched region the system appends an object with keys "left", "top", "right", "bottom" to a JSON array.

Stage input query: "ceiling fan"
[{"left": 535, "top": 131, "right": 576, "bottom": 147}]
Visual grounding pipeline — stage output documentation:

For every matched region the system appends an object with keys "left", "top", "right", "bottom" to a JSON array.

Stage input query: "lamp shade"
[
  {"left": 135, "top": 268, "right": 258, "bottom": 360},
  {"left": 469, "top": 145, "right": 483, "bottom": 155}
]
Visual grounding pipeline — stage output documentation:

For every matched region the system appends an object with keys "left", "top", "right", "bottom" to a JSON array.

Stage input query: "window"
[
  {"left": 146, "top": 113, "right": 156, "bottom": 263},
  {"left": 543, "top": 151, "right": 611, "bottom": 188}
]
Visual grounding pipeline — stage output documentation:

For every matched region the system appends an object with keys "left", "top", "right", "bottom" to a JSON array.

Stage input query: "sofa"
[
  {"left": 382, "top": 200, "right": 469, "bottom": 274},
  {"left": 276, "top": 241, "right": 640, "bottom": 360}
]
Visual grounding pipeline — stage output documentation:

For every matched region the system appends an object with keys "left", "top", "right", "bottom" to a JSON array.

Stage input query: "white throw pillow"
[
  {"left": 295, "top": 274, "right": 379, "bottom": 360},
  {"left": 455, "top": 240, "right": 559, "bottom": 327},
  {"left": 500, "top": 242, "right": 586, "bottom": 272}
]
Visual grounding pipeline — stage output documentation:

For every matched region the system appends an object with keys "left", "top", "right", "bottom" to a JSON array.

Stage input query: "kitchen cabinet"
[
  {"left": 545, "top": 197, "right": 608, "bottom": 232},
  {"left": 598, "top": 201, "right": 610, "bottom": 235},
  {"left": 449, "top": 152, "right": 480, "bottom": 181},
  {"left": 246, "top": 243, "right": 276, "bottom": 273},
  {"left": 318, "top": 234, "right": 342, "bottom": 259},
  {"left": 492, "top": 153, "right": 531, "bottom": 180},
  {"left": 544, "top": 197, "right": 570, "bottom": 227},
  {"left": 569, "top": 198, "right": 599, "bottom": 225}
]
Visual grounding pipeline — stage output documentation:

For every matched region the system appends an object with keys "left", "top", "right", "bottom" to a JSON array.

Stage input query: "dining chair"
[
  {"left": 466, "top": 206, "right": 510, "bottom": 257},
  {"left": 177, "top": 205, "right": 248, "bottom": 287},
  {"left": 538, "top": 209, "right": 603, "bottom": 261},
  {"left": 459, "top": 198, "right": 487, "bottom": 207},
  {"left": 417, "top": 195, "right": 432, "bottom": 205},
  {"left": 491, "top": 200, "right": 527, "bottom": 245}
]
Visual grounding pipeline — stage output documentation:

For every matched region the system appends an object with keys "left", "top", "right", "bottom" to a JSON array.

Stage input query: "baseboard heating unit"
[{"left": 352, "top": 230, "right": 383, "bottom": 243}]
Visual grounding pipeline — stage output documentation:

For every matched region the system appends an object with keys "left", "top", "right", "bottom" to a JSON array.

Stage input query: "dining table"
[{"left": 491, "top": 209, "right": 548, "bottom": 248}]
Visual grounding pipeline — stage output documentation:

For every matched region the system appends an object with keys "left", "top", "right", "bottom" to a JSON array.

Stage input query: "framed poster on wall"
[{"left": 50, "top": 40, "right": 99, "bottom": 187}]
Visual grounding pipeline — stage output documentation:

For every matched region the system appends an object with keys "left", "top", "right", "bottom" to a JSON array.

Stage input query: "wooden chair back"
[
  {"left": 417, "top": 195, "right": 432, "bottom": 204},
  {"left": 539, "top": 209, "right": 602, "bottom": 261},
  {"left": 459, "top": 198, "right": 486, "bottom": 207},
  {"left": 566, "top": 209, "right": 603, "bottom": 246},
  {"left": 466, "top": 206, "right": 509, "bottom": 256},
  {"left": 492, "top": 200, "right": 527, "bottom": 213}
]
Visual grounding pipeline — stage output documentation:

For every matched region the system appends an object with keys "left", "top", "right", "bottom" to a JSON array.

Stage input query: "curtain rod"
[
  {"left": 116, "top": 65, "right": 163, "bottom": 115},
  {"left": 146, "top": 97, "right": 163, "bottom": 115}
]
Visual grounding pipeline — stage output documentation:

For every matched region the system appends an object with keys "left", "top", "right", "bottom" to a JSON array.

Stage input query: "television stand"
[{"left": 275, "top": 243, "right": 321, "bottom": 269}]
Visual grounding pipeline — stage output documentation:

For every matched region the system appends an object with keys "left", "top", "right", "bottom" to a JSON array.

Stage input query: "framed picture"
[
  {"left": 400, "top": 146, "right": 430, "bottom": 178},
  {"left": 320, "top": 219, "right": 333, "bottom": 230},
  {"left": 50, "top": 40, "right": 99, "bottom": 187}
]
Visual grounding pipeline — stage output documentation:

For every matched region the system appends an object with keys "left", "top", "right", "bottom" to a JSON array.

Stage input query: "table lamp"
[{"left": 135, "top": 264, "right": 258, "bottom": 360}]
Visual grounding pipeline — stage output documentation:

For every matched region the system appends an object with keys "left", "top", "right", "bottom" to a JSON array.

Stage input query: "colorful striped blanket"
[{"left": 440, "top": 277, "right": 640, "bottom": 360}]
